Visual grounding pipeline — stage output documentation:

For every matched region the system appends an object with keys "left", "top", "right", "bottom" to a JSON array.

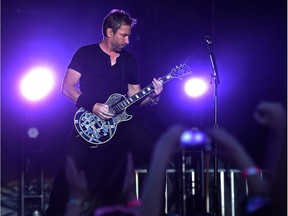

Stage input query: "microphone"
[{"left": 204, "top": 35, "right": 212, "bottom": 45}]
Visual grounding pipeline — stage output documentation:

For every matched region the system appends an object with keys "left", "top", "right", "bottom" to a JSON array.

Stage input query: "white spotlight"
[
  {"left": 184, "top": 78, "right": 208, "bottom": 98},
  {"left": 20, "top": 67, "right": 55, "bottom": 101}
]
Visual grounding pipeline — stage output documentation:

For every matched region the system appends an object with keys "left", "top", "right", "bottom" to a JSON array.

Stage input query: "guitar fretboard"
[{"left": 114, "top": 73, "right": 174, "bottom": 111}]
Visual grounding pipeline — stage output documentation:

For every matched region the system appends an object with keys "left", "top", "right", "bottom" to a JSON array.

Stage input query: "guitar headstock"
[{"left": 170, "top": 64, "right": 192, "bottom": 79}]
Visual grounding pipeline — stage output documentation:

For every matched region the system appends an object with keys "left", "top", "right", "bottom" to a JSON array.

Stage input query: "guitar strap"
[{"left": 120, "top": 53, "right": 127, "bottom": 94}]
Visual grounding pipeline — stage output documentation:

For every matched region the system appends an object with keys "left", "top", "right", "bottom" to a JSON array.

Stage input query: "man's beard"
[{"left": 111, "top": 41, "right": 125, "bottom": 53}]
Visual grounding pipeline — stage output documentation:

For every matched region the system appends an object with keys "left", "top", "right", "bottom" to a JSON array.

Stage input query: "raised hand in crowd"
[
  {"left": 64, "top": 156, "right": 89, "bottom": 216},
  {"left": 253, "top": 101, "right": 286, "bottom": 174},
  {"left": 138, "top": 125, "right": 185, "bottom": 216},
  {"left": 253, "top": 101, "right": 286, "bottom": 131},
  {"left": 254, "top": 101, "right": 287, "bottom": 215},
  {"left": 206, "top": 101, "right": 287, "bottom": 215},
  {"left": 207, "top": 128, "right": 270, "bottom": 196}
]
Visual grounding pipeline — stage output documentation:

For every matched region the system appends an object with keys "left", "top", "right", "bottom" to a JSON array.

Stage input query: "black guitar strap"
[{"left": 120, "top": 53, "right": 127, "bottom": 94}]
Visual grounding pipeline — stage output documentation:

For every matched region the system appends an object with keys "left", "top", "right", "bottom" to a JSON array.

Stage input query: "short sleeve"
[{"left": 68, "top": 47, "right": 85, "bottom": 73}]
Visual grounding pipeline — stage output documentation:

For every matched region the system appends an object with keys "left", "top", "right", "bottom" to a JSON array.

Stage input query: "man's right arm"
[
  {"left": 62, "top": 68, "right": 113, "bottom": 118},
  {"left": 61, "top": 68, "right": 82, "bottom": 103}
]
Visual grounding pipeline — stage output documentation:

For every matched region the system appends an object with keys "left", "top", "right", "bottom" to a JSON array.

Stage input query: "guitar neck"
[{"left": 115, "top": 73, "right": 174, "bottom": 110}]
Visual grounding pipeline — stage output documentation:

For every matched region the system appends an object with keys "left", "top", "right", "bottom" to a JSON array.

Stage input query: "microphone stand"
[{"left": 205, "top": 35, "right": 220, "bottom": 215}]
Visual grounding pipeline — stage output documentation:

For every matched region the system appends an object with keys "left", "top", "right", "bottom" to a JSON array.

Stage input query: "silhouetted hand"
[
  {"left": 207, "top": 128, "right": 255, "bottom": 169},
  {"left": 253, "top": 101, "right": 286, "bottom": 131}
]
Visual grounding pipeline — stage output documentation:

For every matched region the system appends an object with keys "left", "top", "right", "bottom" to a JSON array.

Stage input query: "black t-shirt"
[{"left": 68, "top": 44, "right": 139, "bottom": 104}]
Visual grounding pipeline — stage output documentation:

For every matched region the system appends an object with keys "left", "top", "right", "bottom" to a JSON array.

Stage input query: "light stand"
[{"left": 205, "top": 35, "right": 220, "bottom": 215}]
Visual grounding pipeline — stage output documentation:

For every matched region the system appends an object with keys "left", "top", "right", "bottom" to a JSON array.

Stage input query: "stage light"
[
  {"left": 181, "top": 129, "right": 206, "bottom": 145},
  {"left": 184, "top": 77, "right": 208, "bottom": 98},
  {"left": 27, "top": 127, "right": 39, "bottom": 139},
  {"left": 180, "top": 128, "right": 211, "bottom": 150},
  {"left": 20, "top": 67, "right": 55, "bottom": 102}
]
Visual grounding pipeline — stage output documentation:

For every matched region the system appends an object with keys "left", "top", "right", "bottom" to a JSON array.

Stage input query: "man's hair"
[{"left": 102, "top": 9, "right": 137, "bottom": 36}]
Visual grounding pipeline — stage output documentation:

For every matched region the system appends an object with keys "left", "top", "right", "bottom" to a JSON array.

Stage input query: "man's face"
[{"left": 110, "top": 25, "right": 131, "bottom": 52}]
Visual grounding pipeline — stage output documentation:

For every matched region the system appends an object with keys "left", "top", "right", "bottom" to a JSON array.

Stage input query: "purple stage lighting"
[
  {"left": 27, "top": 127, "right": 39, "bottom": 139},
  {"left": 184, "top": 77, "right": 208, "bottom": 98},
  {"left": 20, "top": 67, "right": 55, "bottom": 102},
  {"left": 180, "top": 129, "right": 212, "bottom": 151},
  {"left": 181, "top": 129, "right": 206, "bottom": 145}
]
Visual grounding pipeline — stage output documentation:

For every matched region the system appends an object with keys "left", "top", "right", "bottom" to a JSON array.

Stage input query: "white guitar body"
[{"left": 74, "top": 93, "right": 132, "bottom": 146}]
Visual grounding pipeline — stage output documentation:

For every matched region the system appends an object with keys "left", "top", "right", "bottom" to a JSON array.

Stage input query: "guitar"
[{"left": 74, "top": 64, "right": 191, "bottom": 147}]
